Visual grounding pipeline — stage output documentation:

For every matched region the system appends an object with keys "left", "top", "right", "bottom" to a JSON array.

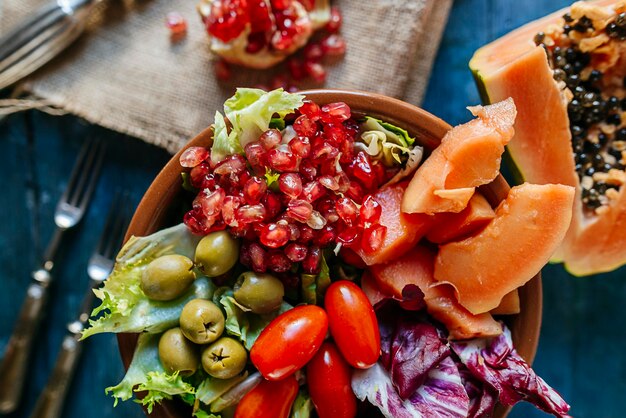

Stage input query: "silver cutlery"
[
  {"left": 0, "top": 0, "right": 104, "bottom": 91},
  {"left": 0, "top": 137, "right": 105, "bottom": 413},
  {"left": 29, "top": 191, "right": 132, "bottom": 418}
]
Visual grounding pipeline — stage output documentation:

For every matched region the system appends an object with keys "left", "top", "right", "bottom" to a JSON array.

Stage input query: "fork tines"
[{"left": 94, "top": 191, "right": 133, "bottom": 262}]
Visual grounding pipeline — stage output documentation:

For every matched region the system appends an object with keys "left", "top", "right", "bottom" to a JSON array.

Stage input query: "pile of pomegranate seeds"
[
  {"left": 180, "top": 101, "right": 396, "bottom": 276},
  {"left": 166, "top": 12, "right": 188, "bottom": 38}
]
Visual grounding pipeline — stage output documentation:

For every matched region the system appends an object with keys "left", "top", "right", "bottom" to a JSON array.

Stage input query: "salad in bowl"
[{"left": 83, "top": 88, "right": 573, "bottom": 418}]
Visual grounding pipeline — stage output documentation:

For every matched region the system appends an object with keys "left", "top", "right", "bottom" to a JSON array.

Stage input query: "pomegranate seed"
[
  {"left": 222, "top": 195, "right": 243, "bottom": 226},
  {"left": 287, "top": 199, "right": 313, "bottom": 222},
  {"left": 259, "top": 129, "right": 282, "bottom": 150},
  {"left": 287, "top": 58, "right": 306, "bottom": 80},
  {"left": 208, "top": 0, "right": 248, "bottom": 43},
  {"left": 302, "top": 245, "right": 322, "bottom": 274},
  {"left": 236, "top": 204, "right": 267, "bottom": 223},
  {"left": 293, "top": 115, "right": 318, "bottom": 138},
  {"left": 270, "top": 0, "right": 292, "bottom": 10},
  {"left": 249, "top": 242, "right": 267, "bottom": 272},
  {"left": 321, "top": 102, "right": 351, "bottom": 123},
  {"left": 323, "top": 123, "right": 346, "bottom": 146},
  {"left": 325, "top": 6, "right": 342, "bottom": 33},
  {"left": 299, "top": 159, "right": 317, "bottom": 180},
  {"left": 335, "top": 197, "right": 358, "bottom": 225},
  {"left": 263, "top": 192, "right": 283, "bottom": 219},
  {"left": 311, "top": 142, "right": 338, "bottom": 160},
  {"left": 214, "top": 154, "right": 246, "bottom": 176},
  {"left": 272, "top": 30, "right": 294, "bottom": 50},
  {"left": 360, "top": 195, "right": 382, "bottom": 224},
  {"left": 271, "top": 74, "right": 290, "bottom": 90},
  {"left": 298, "top": 224, "right": 315, "bottom": 243},
  {"left": 286, "top": 85, "right": 299, "bottom": 93},
  {"left": 346, "top": 180, "right": 365, "bottom": 203},
  {"left": 249, "top": 0, "right": 273, "bottom": 32},
  {"left": 252, "top": 222, "right": 267, "bottom": 235},
  {"left": 246, "top": 31, "right": 267, "bottom": 53},
  {"left": 268, "top": 251, "right": 292, "bottom": 272},
  {"left": 318, "top": 175, "right": 339, "bottom": 191},
  {"left": 260, "top": 223, "right": 290, "bottom": 248},
  {"left": 166, "top": 12, "right": 188, "bottom": 36},
  {"left": 321, "top": 34, "right": 347, "bottom": 56},
  {"left": 284, "top": 242, "right": 308, "bottom": 262},
  {"left": 267, "top": 147, "right": 299, "bottom": 172},
  {"left": 214, "top": 59, "right": 232, "bottom": 81},
  {"left": 278, "top": 173, "right": 303, "bottom": 198},
  {"left": 289, "top": 136, "right": 311, "bottom": 158},
  {"left": 335, "top": 171, "right": 350, "bottom": 193},
  {"left": 303, "top": 42, "right": 325, "bottom": 61},
  {"left": 245, "top": 142, "right": 267, "bottom": 170},
  {"left": 299, "top": 101, "right": 322, "bottom": 122},
  {"left": 350, "top": 151, "right": 377, "bottom": 190},
  {"left": 306, "top": 210, "right": 327, "bottom": 229},
  {"left": 194, "top": 188, "right": 225, "bottom": 217},
  {"left": 298, "top": 0, "right": 315, "bottom": 11},
  {"left": 303, "top": 181, "right": 326, "bottom": 202},
  {"left": 362, "top": 224, "right": 387, "bottom": 254},
  {"left": 184, "top": 209, "right": 217, "bottom": 235},
  {"left": 337, "top": 225, "right": 359, "bottom": 245},
  {"left": 189, "top": 163, "right": 213, "bottom": 188},
  {"left": 304, "top": 61, "right": 326, "bottom": 83},
  {"left": 243, "top": 177, "right": 268, "bottom": 204},
  {"left": 240, "top": 241, "right": 252, "bottom": 266},
  {"left": 315, "top": 225, "right": 336, "bottom": 246}
]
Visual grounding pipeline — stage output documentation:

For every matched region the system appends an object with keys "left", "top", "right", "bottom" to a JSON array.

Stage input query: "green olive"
[
  {"left": 141, "top": 254, "right": 195, "bottom": 301},
  {"left": 194, "top": 231, "right": 239, "bottom": 277},
  {"left": 180, "top": 299, "right": 225, "bottom": 344},
  {"left": 158, "top": 328, "right": 199, "bottom": 376},
  {"left": 233, "top": 272, "right": 284, "bottom": 314},
  {"left": 201, "top": 337, "right": 247, "bottom": 379}
]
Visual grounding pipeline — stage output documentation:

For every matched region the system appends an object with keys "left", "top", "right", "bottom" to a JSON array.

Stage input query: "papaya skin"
[
  {"left": 434, "top": 183, "right": 575, "bottom": 315},
  {"left": 470, "top": 0, "right": 626, "bottom": 275}
]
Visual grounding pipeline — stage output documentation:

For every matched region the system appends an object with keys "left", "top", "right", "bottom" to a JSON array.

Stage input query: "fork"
[
  {"left": 0, "top": 0, "right": 104, "bottom": 90},
  {"left": 29, "top": 191, "right": 132, "bottom": 418},
  {"left": 0, "top": 138, "right": 105, "bottom": 414}
]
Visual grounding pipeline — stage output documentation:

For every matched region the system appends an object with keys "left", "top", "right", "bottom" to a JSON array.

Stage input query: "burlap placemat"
[{"left": 1, "top": 0, "right": 452, "bottom": 154}]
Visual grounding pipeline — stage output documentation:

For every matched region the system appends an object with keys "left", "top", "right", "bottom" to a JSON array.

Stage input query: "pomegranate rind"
[
  {"left": 434, "top": 183, "right": 575, "bottom": 315},
  {"left": 401, "top": 98, "right": 517, "bottom": 215},
  {"left": 470, "top": 0, "right": 626, "bottom": 275}
]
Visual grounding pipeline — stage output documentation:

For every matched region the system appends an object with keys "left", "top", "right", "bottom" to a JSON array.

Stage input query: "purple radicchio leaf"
[
  {"left": 352, "top": 358, "right": 469, "bottom": 418},
  {"left": 450, "top": 324, "right": 571, "bottom": 418},
  {"left": 457, "top": 362, "right": 497, "bottom": 418},
  {"left": 391, "top": 319, "right": 450, "bottom": 399}
]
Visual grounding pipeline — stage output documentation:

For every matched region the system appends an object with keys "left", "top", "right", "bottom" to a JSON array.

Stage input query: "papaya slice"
[
  {"left": 470, "top": 0, "right": 626, "bottom": 275},
  {"left": 490, "top": 289, "right": 521, "bottom": 316},
  {"left": 426, "top": 192, "right": 496, "bottom": 244},
  {"left": 354, "top": 182, "right": 436, "bottom": 266},
  {"left": 434, "top": 183, "right": 575, "bottom": 314},
  {"left": 360, "top": 270, "right": 386, "bottom": 307},
  {"left": 401, "top": 99, "right": 517, "bottom": 215},
  {"left": 369, "top": 245, "right": 502, "bottom": 340}
]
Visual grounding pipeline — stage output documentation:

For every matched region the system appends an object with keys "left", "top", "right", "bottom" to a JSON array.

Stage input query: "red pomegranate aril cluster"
[{"left": 181, "top": 100, "right": 391, "bottom": 276}]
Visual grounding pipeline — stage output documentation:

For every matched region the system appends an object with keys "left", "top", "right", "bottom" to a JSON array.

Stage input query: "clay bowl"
[{"left": 119, "top": 89, "right": 542, "bottom": 418}]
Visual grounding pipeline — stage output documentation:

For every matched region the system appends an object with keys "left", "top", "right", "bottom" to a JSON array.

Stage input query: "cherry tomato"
[
  {"left": 250, "top": 305, "right": 328, "bottom": 380},
  {"left": 234, "top": 375, "right": 298, "bottom": 418},
  {"left": 325, "top": 280, "right": 380, "bottom": 369},
  {"left": 307, "top": 341, "right": 357, "bottom": 418}
]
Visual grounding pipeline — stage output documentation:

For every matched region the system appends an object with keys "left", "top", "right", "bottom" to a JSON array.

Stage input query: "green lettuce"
[
  {"left": 363, "top": 116, "right": 415, "bottom": 147},
  {"left": 106, "top": 333, "right": 195, "bottom": 413},
  {"left": 82, "top": 224, "right": 215, "bottom": 339},
  {"left": 215, "top": 288, "right": 292, "bottom": 350},
  {"left": 359, "top": 117, "right": 420, "bottom": 167},
  {"left": 196, "top": 373, "right": 248, "bottom": 406},
  {"left": 291, "top": 390, "right": 314, "bottom": 418},
  {"left": 211, "top": 88, "right": 304, "bottom": 163}
]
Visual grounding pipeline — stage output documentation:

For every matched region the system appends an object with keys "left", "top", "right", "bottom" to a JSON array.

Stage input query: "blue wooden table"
[{"left": 1, "top": 1, "right": 624, "bottom": 417}]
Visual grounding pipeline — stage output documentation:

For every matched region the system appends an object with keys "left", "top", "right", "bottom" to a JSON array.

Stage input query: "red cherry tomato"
[
  {"left": 325, "top": 280, "right": 381, "bottom": 369},
  {"left": 307, "top": 341, "right": 357, "bottom": 418},
  {"left": 234, "top": 375, "right": 298, "bottom": 418},
  {"left": 250, "top": 305, "right": 328, "bottom": 380}
]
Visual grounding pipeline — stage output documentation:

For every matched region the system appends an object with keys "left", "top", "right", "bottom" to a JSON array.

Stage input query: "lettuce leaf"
[
  {"left": 216, "top": 288, "right": 293, "bottom": 350},
  {"left": 291, "top": 389, "right": 314, "bottom": 418},
  {"left": 363, "top": 116, "right": 415, "bottom": 147},
  {"left": 352, "top": 359, "right": 469, "bottom": 418},
  {"left": 196, "top": 373, "right": 248, "bottom": 406},
  {"left": 211, "top": 88, "right": 304, "bottom": 163},
  {"left": 450, "top": 324, "right": 570, "bottom": 417},
  {"left": 359, "top": 117, "right": 422, "bottom": 168},
  {"left": 106, "top": 333, "right": 195, "bottom": 413},
  {"left": 82, "top": 224, "right": 215, "bottom": 339}
]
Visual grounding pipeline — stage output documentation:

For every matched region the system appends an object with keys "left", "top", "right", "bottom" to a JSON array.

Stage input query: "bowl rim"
[{"left": 118, "top": 88, "right": 543, "bottom": 418}]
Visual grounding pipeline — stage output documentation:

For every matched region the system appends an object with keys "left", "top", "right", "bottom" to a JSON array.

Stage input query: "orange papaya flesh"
[
  {"left": 368, "top": 245, "right": 502, "bottom": 340},
  {"left": 354, "top": 182, "right": 436, "bottom": 266},
  {"left": 434, "top": 183, "right": 575, "bottom": 315},
  {"left": 426, "top": 192, "right": 496, "bottom": 244},
  {"left": 360, "top": 270, "right": 387, "bottom": 307},
  {"left": 490, "top": 289, "right": 521, "bottom": 316},
  {"left": 470, "top": 0, "right": 626, "bottom": 275},
  {"left": 401, "top": 99, "right": 517, "bottom": 215}
]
